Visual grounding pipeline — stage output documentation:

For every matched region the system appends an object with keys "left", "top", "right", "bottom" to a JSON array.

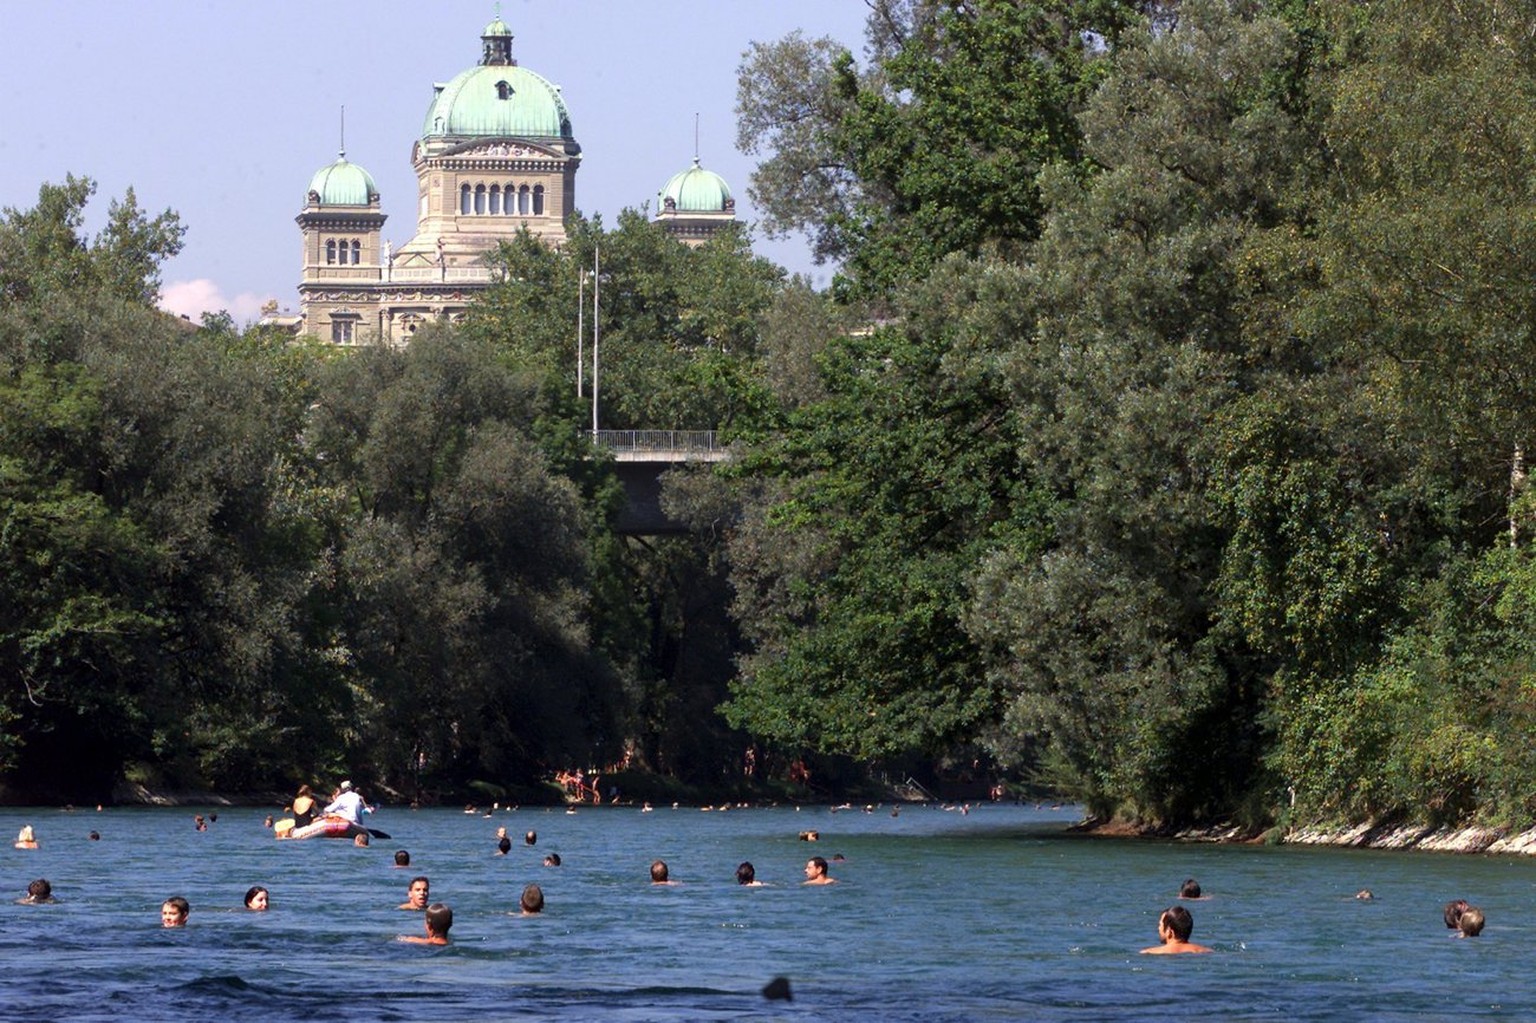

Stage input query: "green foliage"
[{"left": 722, "top": 256, "right": 1047, "bottom": 760}]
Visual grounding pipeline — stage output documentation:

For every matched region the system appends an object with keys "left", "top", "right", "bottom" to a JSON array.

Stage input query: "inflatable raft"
[{"left": 276, "top": 814, "right": 365, "bottom": 840}]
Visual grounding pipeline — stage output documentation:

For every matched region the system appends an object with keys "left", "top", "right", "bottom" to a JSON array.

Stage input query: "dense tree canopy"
[{"left": 11, "top": 0, "right": 1536, "bottom": 829}]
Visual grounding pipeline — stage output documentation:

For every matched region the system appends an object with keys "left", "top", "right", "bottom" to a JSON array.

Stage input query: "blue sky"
[{"left": 1, "top": 1, "right": 872, "bottom": 323}]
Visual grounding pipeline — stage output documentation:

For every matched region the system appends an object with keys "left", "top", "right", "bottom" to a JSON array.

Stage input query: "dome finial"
[
  {"left": 339, "top": 105, "right": 346, "bottom": 159},
  {"left": 482, "top": 9, "right": 515, "bottom": 66}
]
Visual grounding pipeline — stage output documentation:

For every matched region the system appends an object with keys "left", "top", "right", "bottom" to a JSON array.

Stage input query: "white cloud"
[{"left": 159, "top": 279, "right": 276, "bottom": 325}]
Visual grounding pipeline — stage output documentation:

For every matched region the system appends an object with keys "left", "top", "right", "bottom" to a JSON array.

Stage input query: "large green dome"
[
  {"left": 306, "top": 154, "right": 379, "bottom": 206},
  {"left": 422, "top": 21, "right": 574, "bottom": 142},
  {"left": 659, "top": 158, "right": 733, "bottom": 212}
]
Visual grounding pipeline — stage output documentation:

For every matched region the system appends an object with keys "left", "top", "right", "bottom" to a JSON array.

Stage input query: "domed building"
[
  {"left": 297, "top": 16, "right": 582, "bottom": 343},
  {"left": 655, "top": 156, "right": 735, "bottom": 246}
]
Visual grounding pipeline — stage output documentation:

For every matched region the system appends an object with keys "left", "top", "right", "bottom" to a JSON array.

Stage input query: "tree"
[{"left": 737, "top": 0, "right": 1142, "bottom": 299}]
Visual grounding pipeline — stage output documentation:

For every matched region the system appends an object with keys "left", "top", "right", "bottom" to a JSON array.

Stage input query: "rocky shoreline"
[{"left": 1083, "top": 817, "right": 1536, "bottom": 856}]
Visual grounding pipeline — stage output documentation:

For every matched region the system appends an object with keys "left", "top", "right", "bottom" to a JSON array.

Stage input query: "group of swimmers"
[{"left": 1135, "top": 877, "right": 1491, "bottom": 955}]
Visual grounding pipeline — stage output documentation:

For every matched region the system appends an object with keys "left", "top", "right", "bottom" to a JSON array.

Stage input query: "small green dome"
[
  {"left": 423, "top": 24, "right": 574, "bottom": 141},
  {"left": 659, "top": 158, "right": 733, "bottom": 213},
  {"left": 306, "top": 154, "right": 379, "bottom": 206}
]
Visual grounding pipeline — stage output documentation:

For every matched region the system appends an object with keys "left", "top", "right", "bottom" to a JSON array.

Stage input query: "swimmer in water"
[
  {"left": 20, "top": 879, "right": 56, "bottom": 904},
  {"left": 244, "top": 886, "right": 269, "bottom": 911},
  {"left": 1140, "top": 905, "right": 1211, "bottom": 955},
  {"left": 736, "top": 862, "right": 764, "bottom": 886},
  {"left": 1444, "top": 899, "right": 1470, "bottom": 929},
  {"left": 161, "top": 896, "right": 190, "bottom": 928},
  {"left": 400, "top": 903, "right": 452, "bottom": 945},
  {"left": 1179, "top": 878, "right": 1203, "bottom": 900},
  {"left": 519, "top": 884, "right": 544, "bottom": 915},
  {"left": 651, "top": 860, "right": 674, "bottom": 885},
  {"left": 803, "top": 856, "right": 836, "bottom": 885},
  {"left": 1457, "top": 907, "right": 1485, "bottom": 937},
  {"left": 399, "top": 876, "right": 430, "bottom": 911}
]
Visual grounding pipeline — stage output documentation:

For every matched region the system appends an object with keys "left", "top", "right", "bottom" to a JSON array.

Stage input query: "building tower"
[
  {"left": 296, "top": 16, "right": 581, "bottom": 343},
  {"left": 296, "top": 149, "right": 386, "bottom": 343},
  {"left": 655, "top": 156, "right": 734, "bottom": 247}
]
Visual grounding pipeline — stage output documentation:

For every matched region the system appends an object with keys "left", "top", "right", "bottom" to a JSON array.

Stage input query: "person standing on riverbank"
[{"left": 1140, "top": 906, "right": 1211, "bottom": 954}]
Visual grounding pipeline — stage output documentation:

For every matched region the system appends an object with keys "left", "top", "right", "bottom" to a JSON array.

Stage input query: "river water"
[{"left": 2, "top": 802, "right": 1531, "bottom": 1020}]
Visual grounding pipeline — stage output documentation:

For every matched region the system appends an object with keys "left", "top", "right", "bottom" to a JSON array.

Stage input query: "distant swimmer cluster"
[{"left": 1140, "top": 878, "right": 1493, "bottom": 955}]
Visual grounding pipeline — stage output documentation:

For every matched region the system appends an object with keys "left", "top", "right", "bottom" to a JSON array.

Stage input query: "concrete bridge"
[{"left": 593, "top": 430, "right": 727, "bottom": 534}]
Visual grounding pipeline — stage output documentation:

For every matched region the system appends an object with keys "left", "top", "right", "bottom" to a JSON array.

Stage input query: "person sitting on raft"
[
  {"left": 288, "top": 785, "right": 318, "bottom": 828},
  {"left": 324, "top": 780, "right": 372, "bottom": 826}
]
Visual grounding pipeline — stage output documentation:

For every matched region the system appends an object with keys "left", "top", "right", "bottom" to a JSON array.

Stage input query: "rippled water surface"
[{"left": 2, "top": 803, "right": 1533, "bottom": 1020}]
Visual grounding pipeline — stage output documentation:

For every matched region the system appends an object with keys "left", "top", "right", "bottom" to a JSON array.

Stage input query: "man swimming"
[
  {"left": 399, "top": 876, "right": 430, "bottom": 910},
  {"left": 803, "top": 856, "right": 836, "bottom": 885},
  {"left": 1140, "top": 905, "right": 1212, "bottom": 954},
  {"left": 400, "top": 902, "right": 452, "bottom": 944}
]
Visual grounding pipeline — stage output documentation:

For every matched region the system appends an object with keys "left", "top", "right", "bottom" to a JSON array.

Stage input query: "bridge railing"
[{"left": 592, "top": 430, "right": 726, "bottom": 462}]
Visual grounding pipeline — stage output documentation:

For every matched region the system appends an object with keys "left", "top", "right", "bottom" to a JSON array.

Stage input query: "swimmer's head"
[
  {"left": 424, "top": 902, "right": 453, "bottom": 937},
  {"left": 650, "top": 860, "right": 669, "bottom": 883},
  {"left": 1160, "top": 905, "right": 1195, "bottom": 942},
  {"left": 1179, "top": 878, "right": 1202, "bottom": 899},
  {"left": 736, "top": 861, "right": 756, "bottom": 885},
  {"left": 161, "top": 896, "right": 190, "bottom": 927},
  {"left": 520, "top": 884, "right": 544, "bottom": 914}
]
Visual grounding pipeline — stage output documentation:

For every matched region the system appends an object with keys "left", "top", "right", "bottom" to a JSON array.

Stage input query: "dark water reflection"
[{"left": 2, "top": 804, "right": 1531, "bottom": 1020}]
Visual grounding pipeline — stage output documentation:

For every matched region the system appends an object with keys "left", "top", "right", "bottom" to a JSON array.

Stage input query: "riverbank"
[{"left": 1076, "top": 815, "right": 1536, "bottom": 856}]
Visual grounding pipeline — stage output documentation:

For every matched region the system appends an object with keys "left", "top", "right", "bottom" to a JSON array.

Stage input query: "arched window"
[
  {"left": 351, "top": 240, "right": 361, "bottom": 264},
  {"left": 460, "top": 183, "right": 472, "bottom": 215},
  {"left": 518, "top": 185, "right": 530, "bottom": 215},
  {"left": 489, "top": 185, "right": 501, "bottom": 215},
  {"left": 533, "top": 185, "right": 545, "bottom": 216},
  {"left": 326, "top": 239, "right": 336, "bottom": 264},
  {"left": 475, "top": 184, "right": 486, "bottom": 214}
]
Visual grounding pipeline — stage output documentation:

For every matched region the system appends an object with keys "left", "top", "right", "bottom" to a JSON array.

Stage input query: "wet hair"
[
  {"left": 88, "top": 831, "right": 100, "bottom": 841},
  {"left": 524, "top": 830, "right": 537, "bottom": 846},
  {"left": 807, "top": 856, "right": 828, "bottom": 876},
  {"left": 1444, "top": 899, "right": 1470, "bottom": 929},
  {"left": 353, "top": 831, "right": 370, "bottom": 846},
  {"left": 520, "top": 884, "right": 544, "bottom": 914},
  {"left": 497, "top": 836, "right": 511, "bottom": 855},
  {"left": 544, "top": 853, "right": 561, "bottom": 866},
  {"left": 26, "top": 879, "right": 51, "bottom": 901},
  {"left": 736, "top": 861, "right": 757, "bottom": 885},
  {"left": 1458, "top": 907, "right": 1485, "bottom": 936},
  {"left": 1160, "top": 905, "right": 1195, "bottom": 942},
  {"left": 650, "top": 859, "right": 669, "bottom": 883},
  {"left": 409, "top": 875, "right": 430, "bottom": 894},
  {"left": 1179, "top": 878, "right": 1202, "bottom": 899},
  {"left": 244, "top": 886, "right": 268, "bottom": 908},
  {"left": 394, "top": 850, "right": 410, "bottom": 866},
  {"left": 424, "top": 902, "right": 453, "bottom": 936},
  {"left": 163, "top": 896, "right": 190, "bottom": 921}
]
